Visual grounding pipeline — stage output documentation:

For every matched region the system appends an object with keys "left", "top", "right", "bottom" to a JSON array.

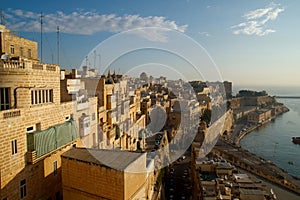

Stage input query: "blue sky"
[{"left": 2, "top": 0, "right": 300, "bottom": 87}]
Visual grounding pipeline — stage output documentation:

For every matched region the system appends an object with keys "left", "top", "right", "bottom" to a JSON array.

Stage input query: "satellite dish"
[{"left": 1, "top": 53, "right": 9, "bottom": 60}]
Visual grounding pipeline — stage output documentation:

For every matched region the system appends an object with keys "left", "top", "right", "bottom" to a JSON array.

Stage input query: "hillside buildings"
[
  {"left": 0, "top": 25, "right": 149, "bottom": 200},
  {"left": 0, "top": 24, "right": 101, "bottom": 199},
  {"left": 1, "top": 23, "right": 236, "bottom": 200}
]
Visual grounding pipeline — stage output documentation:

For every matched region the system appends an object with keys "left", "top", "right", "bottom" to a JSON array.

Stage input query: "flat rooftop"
[
  {"left": 233, "top": 106, "right": 256, "bottom": 113},
  {"left": 62, "top": 147, "right": 144, "bottom": 171}
]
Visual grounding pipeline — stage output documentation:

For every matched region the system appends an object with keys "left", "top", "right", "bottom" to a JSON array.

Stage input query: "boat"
[
  {"left": 292, "top": 137, "right": 300, "bottom": 144},
  {"left": 288, "top": 161, "right": 294, "bottom": 165}
]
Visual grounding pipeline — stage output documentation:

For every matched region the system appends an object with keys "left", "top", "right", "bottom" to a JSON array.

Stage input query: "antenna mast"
[
  {"left": 0, "top": 9, "right": 5, "bottom": 25},
  {"left": 40, "top": 12, "right": 43, "bottom": 62},
  {"left": 57, "top": 26, "right": 60, "bottom": 65},
  {"left": 93, "top": 50, "right": 96, "bottom": 69}
]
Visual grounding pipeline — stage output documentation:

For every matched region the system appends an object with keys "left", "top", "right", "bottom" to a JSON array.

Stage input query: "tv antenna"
[
  {"left": 57, "top": 26, "right": 60, "bottom": 65},
  {"left": 0, "top": 9, "right": 5, "bottom": 25},
  {"left": 40, "top": 12, "right": 43, "bottom": 62}
]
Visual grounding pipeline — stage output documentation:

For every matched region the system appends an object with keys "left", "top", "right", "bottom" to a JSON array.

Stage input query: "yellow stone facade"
[
  {"left": 61, "top": 148, "right": 154, "bottom": 200},
  {"left": 0, "top": 25, "right": 38, "bottom": 61},
  {"left": 0, "top": 59, "right": 98, "bottom": 199}
]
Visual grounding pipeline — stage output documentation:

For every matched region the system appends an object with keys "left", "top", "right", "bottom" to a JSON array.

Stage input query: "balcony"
[
  {"left": 0, "top": 60, "right": 59, "bottom": 72},
  {"left": 27, "top": 120, "right": 79, "bottom": 164},
  {"left": 67, "top": 79, "right": 81, "bottom": 94},
  {"left": 32, "top": 63, "right": 43, "bottom": 70},
  {"left": 77, "top": 101, "right": 89, "bottom": 111},
  {"left": 0, "top": 60, "right": 24, "bottom": 69}
]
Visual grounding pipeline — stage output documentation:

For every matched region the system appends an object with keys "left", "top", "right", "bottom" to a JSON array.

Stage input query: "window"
[
  {"left": 20, "top": 179, "right": 26, "bottom": 199},
  {"left": 93, "top": 133, "right": 96, "bottom": 147},
  {"left": 49, "top": 90, "right": 53, "bottom": 102},
  {"left": 0, "top": 88, "right": 10, "bottom": 111},
  {"left": 38, "top": 90, "right": 41, "bottom": 103},
  {"left": 84, "top": 121, "right": 90, "bottom": 128},
  {"left": 28, "top": 49, "right": 31, "bottom": 58},
  {"left": 55, "top": 191, "right": 60, "bottom": 200},
  {"left": 42, "top": 90, "right": 45, "bottom": 103},
  {"left": 92, "top": 113, "right": 95, "bottom": 121},
  {"left": 11, "top": 139, "right": 17, "bottom": 155},
  {"left": 20, "top": 47, "right": 24, "bottom": 57},
  {"left": 53, "top": 161, "right": 57, "bottom": 176},
  {"left": 31, "top": 89, "right": 53, "bottom": 105},
  {"left": 10, "top": 45, "right": 14, "bottom": 54}
]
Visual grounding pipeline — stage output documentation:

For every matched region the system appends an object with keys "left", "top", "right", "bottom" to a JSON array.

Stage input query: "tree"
[{"left": 201, "top": 109, "right": 211, "bottom": 126}]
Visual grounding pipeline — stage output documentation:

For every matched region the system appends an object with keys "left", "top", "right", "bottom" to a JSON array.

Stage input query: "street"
[{"left": 163, "top": 149, "right": 193, "bottom": 200}]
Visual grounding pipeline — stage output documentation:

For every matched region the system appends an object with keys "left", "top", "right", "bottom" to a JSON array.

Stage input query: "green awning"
[{"left": 27, "top": 120, "right": 79, "bottom": 158}]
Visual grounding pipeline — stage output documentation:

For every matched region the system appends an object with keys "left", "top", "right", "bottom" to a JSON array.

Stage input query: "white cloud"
[
  {"left": 231, "top": 3, "right": 284, "bottom": 36},
  {"left": 198, "top": 32, "right": 211, "bottom": 37},
  {"left": 4, "top": 9, "right": 188, "bottom": 42}
]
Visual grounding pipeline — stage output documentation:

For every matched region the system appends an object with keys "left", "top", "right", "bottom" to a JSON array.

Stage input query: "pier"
[{"left": 276, "top": 96, "right": 300, "bottom": 99}]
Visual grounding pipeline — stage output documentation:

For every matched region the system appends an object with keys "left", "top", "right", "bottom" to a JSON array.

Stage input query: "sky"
[{"left": 1, "top": 0, "right": 300, "bottom": 87}]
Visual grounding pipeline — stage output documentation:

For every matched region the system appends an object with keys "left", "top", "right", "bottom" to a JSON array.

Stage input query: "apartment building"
[
  {"left": 64, "top": 69, "right": 146, "bottom": 151},
  {"left": 0, "top": 27, "right": 98, "bottom": 199},
  {"left": 0, "top": 25, "right": 38, "bottom": 61},
  {"left": 247, "top": 109, "right": 272, "bottom": 124}
]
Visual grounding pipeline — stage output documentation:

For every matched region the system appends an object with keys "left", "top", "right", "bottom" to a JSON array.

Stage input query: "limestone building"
[
  {"left": 0, "top": 58, "right": 77, "bottom": 199},
  {"left": 0, "top": 27, "right": 98, "bottom": 199},
  {"left": 66, "top": 69, "right": 146, "bottom": 151},
  {"left": 61, "top": 148, "right": 155, "bottom": 200},
  {"left": 0, "top": 25, "right": 38, "bottom": 61}
]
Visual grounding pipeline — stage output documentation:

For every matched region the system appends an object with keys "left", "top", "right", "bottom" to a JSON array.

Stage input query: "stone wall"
[
  {"left": 0, "top": 26, "right": 38, "bottom": 60},
  {"left": 0, "top": 61, "right": 82, "bottom": 200}
]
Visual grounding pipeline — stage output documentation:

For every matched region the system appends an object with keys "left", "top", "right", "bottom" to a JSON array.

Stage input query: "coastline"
[
  {"left": 234, "top": 105, "right": 290, "bottom": 145},
  {"left": 214, "top": 139, "right": 300, "bottom": 196},
  {"left": 215, "top": 105, "right": 300, "bottom": 195}
]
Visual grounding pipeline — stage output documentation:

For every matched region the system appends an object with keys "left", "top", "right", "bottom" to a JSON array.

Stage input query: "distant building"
[
  {"left": 65, "top": 69, "right": 146, "bottom": 151},
  {"left": 140, "top": 72, "right": 148, "bottom": 83},
  {"left": 0, "top": 25, "right": 38, "bottom": 61},
  {"left": 247, "top": 109, "right": 272, "bottom": 124},
  {"left": 223, "top": 81, "right": 232, "bottom": 99},
  {"left": 236, "top": 90, "right": 275, "bottom": 108}
]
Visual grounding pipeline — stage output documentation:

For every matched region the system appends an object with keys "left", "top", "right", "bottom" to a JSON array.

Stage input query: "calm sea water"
[{"left": 239, "top": 87, "right": 300, "bottom": 178}]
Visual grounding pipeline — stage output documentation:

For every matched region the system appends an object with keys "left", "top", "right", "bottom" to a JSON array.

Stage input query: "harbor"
[
  {"left": 214, "top": 96, "right": 300, "bottom": 197},
  {"left": 240, "top": 98, "right": 300, "bottom": 179}
]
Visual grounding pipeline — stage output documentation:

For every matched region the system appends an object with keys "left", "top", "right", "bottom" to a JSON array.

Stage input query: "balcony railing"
[
  {"left": 0, "top": 60, "right": 59, "bottom": 72},
  {"left": 46, "top": 65, "right": 56, "bottom": 71},
  {"left": 27, "top": 120, "right": 79, "bottom": 164},
  {"left": 2, "top": 109, "right": 21, "bottom": 119},
  {"left": 1, "top": 60, "right": 25, "bottom": 69},
  {"left": 32, "top": 63, "right": 43, "bottom": 70},
  {"left": 27, "top": 141, "right": 76, "bottom": 164}
]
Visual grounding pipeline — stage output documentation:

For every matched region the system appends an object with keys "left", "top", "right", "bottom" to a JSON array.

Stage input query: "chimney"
[{"left": 72, "top": 69, "right": 77, "bottom": 79}]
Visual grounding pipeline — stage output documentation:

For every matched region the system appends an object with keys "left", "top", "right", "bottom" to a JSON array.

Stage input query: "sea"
[{"left": 234, "top": 85, "right": 300, "bottom": 178}]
